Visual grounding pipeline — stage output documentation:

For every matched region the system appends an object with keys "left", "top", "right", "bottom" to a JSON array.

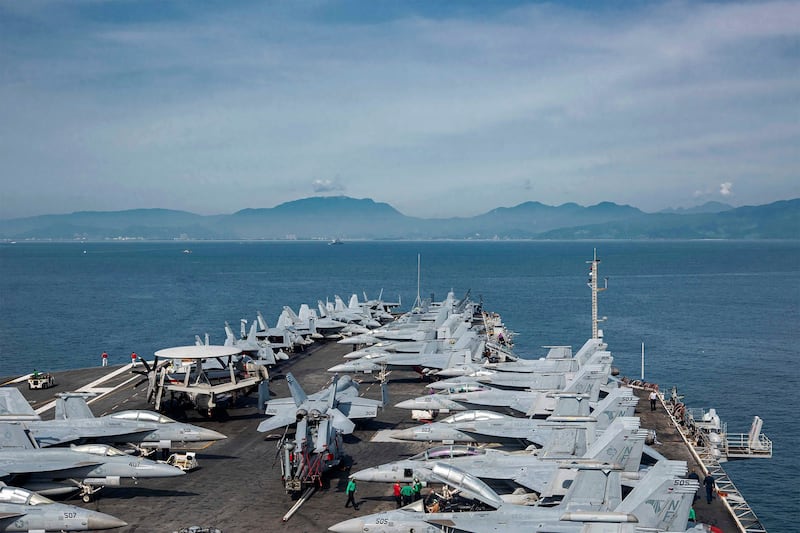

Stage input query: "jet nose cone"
[
  {"left": 349, "top": 467, "right": 378, "bottom": 482},
  {"left": 394, "top": 399, "right": 422, "bottom": 410},
  {"left": 328, "top": 517, "right": 364, "bottom": 532},
  {"left": 391, "top": 427, "right": 418, "bottom": 441},
  {"left": 87, "top": 511, "right": 128, "bottom": 530},
  {"left": 198, "top": 427, "right": 228, "bottom": 441},
  {"left": 327, "top": 363, "right": 351, "bottom": 372},
  {"left": 150, "top": 462, "right": 186, "bottom": 477}
]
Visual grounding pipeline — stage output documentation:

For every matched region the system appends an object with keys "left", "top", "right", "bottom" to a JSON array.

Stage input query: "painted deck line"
[{"left": 34, "top": 364, "right": 137, "bottom": 414}]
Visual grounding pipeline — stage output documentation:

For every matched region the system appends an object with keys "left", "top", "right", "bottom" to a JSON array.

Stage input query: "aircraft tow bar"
[{"left": 282, "top": 486, "right": 316, "bottom": 522}]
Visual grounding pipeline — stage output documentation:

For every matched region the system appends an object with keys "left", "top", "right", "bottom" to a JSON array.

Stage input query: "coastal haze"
[
  {"left": 0, "top": 195, "right": 797, "bottom": 240},
  {"left": 1, "top": 240, "right": 798, "bottom": 531}
]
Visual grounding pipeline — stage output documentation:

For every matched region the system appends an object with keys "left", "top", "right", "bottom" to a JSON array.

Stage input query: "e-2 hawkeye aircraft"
[{"left": 133, "top": 344, "right": 269, "bottom": 417}]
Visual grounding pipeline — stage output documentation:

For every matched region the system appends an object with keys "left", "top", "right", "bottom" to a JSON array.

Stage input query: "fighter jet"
[
  {"left": 319, "top": 295, "right": 381, "bottom": 328},
  {"left": 390, "top": 387, "right": 638, "bottom": 447},
  {"left": 351, "top": 416, "right": 647, "bottom": 496},
  {"left": 357, "top": 290, "right": 398, "bottom": 322},
  {"left": 222, "top": 320, "right": 278, "bottom": 365},
  {"left": 0, "top": 389, "right": 226, "bottom": 453},
  {"left": 338, "top": 291, "right": 469, "bottom": 345},
  {"left": 340, "top": 319, "right": 474, "bottom": 360},
  {"left": 427, "top": 349, "right": 613, "bottom": 392},
  {"left": 329, "top": 460, "right": 698, "bottom": 533},
  {"left": 434, "top": 337, "right": 604, "bottom": 378},
  {"left": 291, "top": 304, "right": 349, "bottom": 339},
  {"left": 258, "top": 373, "right": 387, "bottom": 492},
  {"left": 0, "top": 484, "right": 127, "bottom": 531},
  {"left": 254, "top": 310, "right": 311, "bottom": 353},
  {"left": 0, "top": 422, "right": 184, "bottom": 502},
  {"left": 257, "top": 372, "right": 387, "bottom": 434},
  {"left": 327, "top": 331, "right": 483, "bottom": 377},
  {"left": 396, "top": 362, "right": 610, "bottom": 416}
]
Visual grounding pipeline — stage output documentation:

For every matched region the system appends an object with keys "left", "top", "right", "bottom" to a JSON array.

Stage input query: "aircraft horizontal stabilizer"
[
  {"left": 257, "top": 413, "right": 299, "bottom": 433},
  {"left": 328, "top": 408, "right": 356, "bottom": 435}
]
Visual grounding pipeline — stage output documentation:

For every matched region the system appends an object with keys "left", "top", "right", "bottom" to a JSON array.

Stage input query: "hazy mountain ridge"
[
  {"left": 0, "top": 196, "right": 796, "bottom": 240},
  {"left": 659, "top": 201, "right": 734, "bottom": 214}
]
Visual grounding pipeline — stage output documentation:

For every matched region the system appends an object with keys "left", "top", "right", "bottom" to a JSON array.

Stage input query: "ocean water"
[{"left": 1, "top": 240, "right": 798, "bottom": 530}]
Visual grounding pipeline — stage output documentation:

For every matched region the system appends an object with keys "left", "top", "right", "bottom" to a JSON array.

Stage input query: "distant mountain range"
[{"left": 0, "top": 196, "right": 797, "bottom": 240}]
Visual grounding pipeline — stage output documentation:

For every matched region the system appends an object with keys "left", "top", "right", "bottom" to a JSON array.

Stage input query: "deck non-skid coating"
[{"left": 6, "top": 341, "right": 739, "bottom": 532}]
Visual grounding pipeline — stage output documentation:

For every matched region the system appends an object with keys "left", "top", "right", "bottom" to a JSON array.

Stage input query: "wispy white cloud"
[
  {"left": 0, "top": 1, "right": 798, "bottom": 218},
  {"left": 312, "top": 178, "right": 345, "bottom": 193}
]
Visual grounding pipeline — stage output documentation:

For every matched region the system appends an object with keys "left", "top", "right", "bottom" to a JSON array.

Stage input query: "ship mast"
[
  {"left": 412, "top": 253, "right": 422, "bottom": 310},
  {"left": 586, "top": 248, "right": 607, "bottom": 339}
]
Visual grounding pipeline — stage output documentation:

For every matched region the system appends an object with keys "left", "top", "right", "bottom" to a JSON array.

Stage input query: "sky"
[{"left": 0, "top": 0, "right": 798, "bottom": 219}]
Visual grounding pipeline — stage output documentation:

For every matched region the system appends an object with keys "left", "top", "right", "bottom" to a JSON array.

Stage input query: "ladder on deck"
[{"left": 696, "top": 452, "right": 768, "bottom": 533}]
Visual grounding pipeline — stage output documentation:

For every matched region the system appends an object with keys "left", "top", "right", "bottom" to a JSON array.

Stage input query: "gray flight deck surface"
[{"left": 5, "top": 342, "right": 739, "bottom": 532}]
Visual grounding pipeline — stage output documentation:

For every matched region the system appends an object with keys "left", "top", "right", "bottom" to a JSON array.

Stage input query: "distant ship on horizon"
[{"left": 329, "top": 238, "right": 344, "bottom": 245}]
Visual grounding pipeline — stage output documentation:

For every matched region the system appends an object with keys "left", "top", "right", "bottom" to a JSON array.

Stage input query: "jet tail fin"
[
  {"left": 613, "top": 460, "right": 696, "bottom": 531},
  {"left": 256, "top": 311, "right": 268, "bottom": 331},
  {"left": 0, "top": 388, "right": 40, "bottom": 421},
  {"left": 285, "top": 373, "right": 308, "bottom": 407},
  {"left": 591, "top": 387, "right": 638, "bottom": 429},
  {"left": 247, "top": 321, "right": 258, "bottom": 343},
  {"left": 224, "top": 321, "right": 236, "bottom": 346},
  {"left": 583, "top": 417, "right": 646, "bottom": 472},
  {"left": 563, "top": 362, "right": 609, "bottom": 401},
  {"left": 558, "top": 462, "right": 623, "bottom": 512},
  {"left": 54, "top": 393, "right": 96, "bottom": 420}
]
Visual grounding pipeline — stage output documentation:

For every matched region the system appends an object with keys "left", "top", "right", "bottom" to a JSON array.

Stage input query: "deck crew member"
[
  {"left": 393, "top": 481, "right": 402, "bottom": 508},
  {"left": 400, "top": 482, "right": 414, "bottom": 506},
  {"left": 345, "top": 478, "right": 359, "bottom": 510},
  {"left": 649, "top": 390, "right": 658, "bottom": 411},
  {"left": 101, "top": 351, "right": 108, "bottom": 366},
  {"left": 703, "top": 474, "right": 716, "bottom": 504}
]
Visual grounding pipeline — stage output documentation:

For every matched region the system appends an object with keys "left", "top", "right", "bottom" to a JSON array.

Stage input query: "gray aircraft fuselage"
[{"left": 0, "top": 486, "right": 126, "bottom": 531}]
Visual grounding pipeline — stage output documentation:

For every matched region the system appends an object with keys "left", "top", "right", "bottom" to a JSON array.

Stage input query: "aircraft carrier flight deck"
[{"left": 4, "top": 340, "right": 742, "bottom": 532}]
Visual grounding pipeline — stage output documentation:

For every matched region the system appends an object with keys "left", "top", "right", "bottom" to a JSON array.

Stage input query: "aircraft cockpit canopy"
[
  {"left": 412, "top": 445, "right": 486, "bottom": 461},
  {"left": 440, "top": 411, "right": 504, "bottom": 424},
  {"left": 442, "top": 383, "right": 490, "bottom": 395},
  {"left": 71, "top": 443, "right": 127, "bottom": 456},
  {"left": 0, "top": 486, "right": 55, "bottom": 506},
  {"left": 110, "top": 410, "right": 177, "bottom": 424}
]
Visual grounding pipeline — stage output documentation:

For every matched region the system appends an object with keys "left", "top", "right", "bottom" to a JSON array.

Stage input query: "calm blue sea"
[{"left": 1, "top": 240, "right": 798, "bottom": 530}]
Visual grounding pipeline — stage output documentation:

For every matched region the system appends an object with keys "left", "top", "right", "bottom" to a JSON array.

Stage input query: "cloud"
[
  {"left": 0, "top": 1, "right": 798, "bottom": 217},
  {"left": 720, "top": 182, "right": 733, "bottom": 196},
  {"left": 312, "top": 178, "right": 345, "bottom": 194}
]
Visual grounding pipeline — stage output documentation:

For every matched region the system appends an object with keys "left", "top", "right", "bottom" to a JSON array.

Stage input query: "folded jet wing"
[{"left": 257, "top": 372, "right": 386, "bottom": 434}]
